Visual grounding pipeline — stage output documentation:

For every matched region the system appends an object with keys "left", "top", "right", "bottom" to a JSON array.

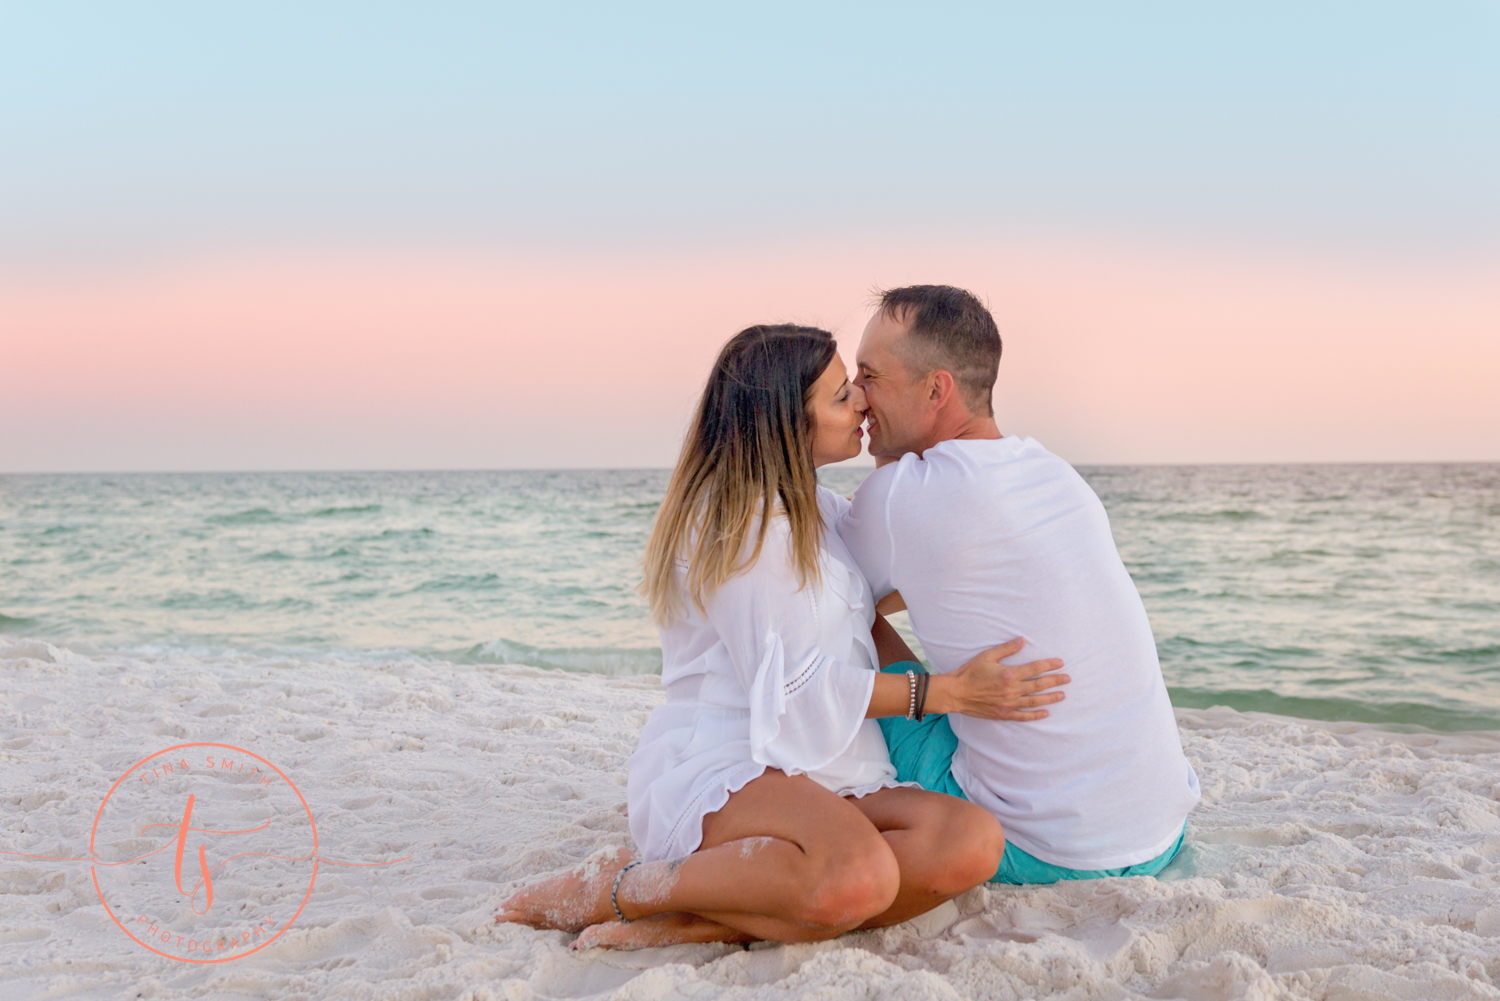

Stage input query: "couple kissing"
[{"left": 499, "top": 284, "right": 1199, "bottom": 949}]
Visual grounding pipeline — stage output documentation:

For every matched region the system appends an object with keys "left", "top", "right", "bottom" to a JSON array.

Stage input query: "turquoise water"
[{"left": 1, "top": 464, "right": 1497, "bottom": 731}]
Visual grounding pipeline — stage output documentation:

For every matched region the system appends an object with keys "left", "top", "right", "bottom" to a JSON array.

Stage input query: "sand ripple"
[{"left": 2, "top": 644, "right": 1498, "bottom": 999}]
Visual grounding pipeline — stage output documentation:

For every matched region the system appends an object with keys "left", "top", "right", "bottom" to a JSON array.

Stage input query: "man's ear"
[{"left": 928, "top": 369, "right": 956, "bottom": 408}]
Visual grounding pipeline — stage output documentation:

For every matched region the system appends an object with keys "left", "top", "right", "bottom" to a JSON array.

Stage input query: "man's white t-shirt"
[{"left": 838, "top": 436, "right": 1199, "bottom": 869}]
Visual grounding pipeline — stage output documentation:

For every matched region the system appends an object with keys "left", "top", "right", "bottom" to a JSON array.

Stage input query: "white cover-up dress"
[{"left": 626, "top": 488, "right": 904, "bottom": 862}]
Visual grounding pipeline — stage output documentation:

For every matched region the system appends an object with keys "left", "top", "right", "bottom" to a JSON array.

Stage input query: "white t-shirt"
[{"left": 838, "top": 436, "right": 1199, "bottom": 869}]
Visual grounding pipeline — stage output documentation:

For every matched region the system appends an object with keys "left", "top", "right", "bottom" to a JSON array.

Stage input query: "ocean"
[
  {"left": 2, "top": 462, "right": 1497, "bottom": 732},
  {"left": 7, "top": 463, "right": 1500, "bottom": 1000}
]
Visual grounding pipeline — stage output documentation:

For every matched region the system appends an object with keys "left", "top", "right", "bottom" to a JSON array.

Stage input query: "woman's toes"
[{"left": 572, "top": 921, "right": 629, "bottom": 950}]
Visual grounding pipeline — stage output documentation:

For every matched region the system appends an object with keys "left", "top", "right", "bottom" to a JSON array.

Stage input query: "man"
[{"left": 838, "top": 284, "right": 1199, "bottom": 884}]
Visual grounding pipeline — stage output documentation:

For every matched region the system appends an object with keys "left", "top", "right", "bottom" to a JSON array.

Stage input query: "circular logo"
[{"left": 90, "top": 743, "right": 318, "bottom": 963}]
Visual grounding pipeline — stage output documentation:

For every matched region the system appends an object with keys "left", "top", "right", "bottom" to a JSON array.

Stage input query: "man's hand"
[{"left": 928, "top": 638, "right": 1068, "bottom": 721}]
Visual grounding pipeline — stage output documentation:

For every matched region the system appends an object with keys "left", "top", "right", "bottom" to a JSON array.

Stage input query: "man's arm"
[{"left": 871, "top": 612, "right": 917, "bottom": 667}]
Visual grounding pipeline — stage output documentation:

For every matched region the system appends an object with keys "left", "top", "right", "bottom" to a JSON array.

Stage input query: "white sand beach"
[{"left": 4, "top": 640, "right": 1500, "bottom": 1000}]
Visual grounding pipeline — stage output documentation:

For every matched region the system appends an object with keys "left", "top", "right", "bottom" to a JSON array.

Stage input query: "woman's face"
[{"left": 808, "top": 354, "right": 868, "bottom": 468}]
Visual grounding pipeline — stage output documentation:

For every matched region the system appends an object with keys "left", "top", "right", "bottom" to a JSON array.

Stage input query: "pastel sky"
[{"left": 2, "top": 2, "right": 1496, "bottom": 471}]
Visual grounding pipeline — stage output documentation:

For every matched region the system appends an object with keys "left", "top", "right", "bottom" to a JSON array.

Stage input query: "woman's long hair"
[{"left": 642, "top": 324, "right": 838, "bottom": 624}]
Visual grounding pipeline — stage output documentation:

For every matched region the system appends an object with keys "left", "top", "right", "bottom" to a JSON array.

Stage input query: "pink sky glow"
[{"left": 3, "top": 242, "right": 1496, "bottom": 471}]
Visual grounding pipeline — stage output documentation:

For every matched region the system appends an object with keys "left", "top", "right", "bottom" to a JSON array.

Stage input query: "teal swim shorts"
[{"left": 878, "top": 661, "right": 1186, "bottom": 885}]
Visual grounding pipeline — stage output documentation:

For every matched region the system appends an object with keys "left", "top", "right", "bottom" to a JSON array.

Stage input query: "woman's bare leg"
[
  {"left": 498, "top": 770, "right": 900, "bottom": 943},
  {"left": 570, "top": 786, "right": 1004, "bottom": 949},
  {"left": 846, "top": 786, "right": 1004, "bottom": 928},
  {"left": 494, "top": 845, "right": 637, "bottom": 933},
  {"left": 573, "top": 912, "right": 752, "bottom": 950}
]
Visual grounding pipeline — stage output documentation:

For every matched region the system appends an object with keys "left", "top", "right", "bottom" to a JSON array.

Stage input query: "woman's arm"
[
  {"left": 705, "top": 521, "right": 881, "bottom": 770},
  {"left": 865, "top": 637, "right": 1070, "bottom": 722},
  {"left": 867, "top": 672, "right": 920, "bottom": 718},
  {"left": 864, "top": 613, "right": 923, "bottom": 717}
]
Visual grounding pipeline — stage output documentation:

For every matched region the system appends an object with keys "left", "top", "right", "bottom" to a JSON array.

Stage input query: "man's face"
[{"left": 853, "top": 310, "right": 935, "bottom": 459}]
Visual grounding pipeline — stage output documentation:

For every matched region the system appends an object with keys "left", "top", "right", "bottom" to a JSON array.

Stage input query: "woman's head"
[
  {"left": 642, "top": 324, "right": 865, "bottom": 623},
  {"left": 806, "top": 351, "right": 868, "bottom": 466}
]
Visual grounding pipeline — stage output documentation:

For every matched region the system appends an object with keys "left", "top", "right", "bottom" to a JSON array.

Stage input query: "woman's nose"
[{"left": 850, "top": 384, "right": 868, "bottom": 411}]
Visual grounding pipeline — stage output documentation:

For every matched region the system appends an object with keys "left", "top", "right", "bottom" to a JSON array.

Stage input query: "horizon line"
[{"left": 4, "top": 459, "right": 1499, "bottom": 477}]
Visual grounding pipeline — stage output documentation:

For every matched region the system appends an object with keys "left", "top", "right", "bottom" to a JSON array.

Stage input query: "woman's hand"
[{"left": 928, "top": 638, "right": 1068, "bottom": 721}]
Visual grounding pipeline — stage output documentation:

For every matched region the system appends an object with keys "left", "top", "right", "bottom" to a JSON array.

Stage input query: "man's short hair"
[{"left": 877, "top": 284, "right": 1001, "bottom": 416}]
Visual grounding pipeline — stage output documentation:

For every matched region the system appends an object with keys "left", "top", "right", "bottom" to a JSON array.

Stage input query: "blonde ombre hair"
[{"left": 642, "top": 324, "right": 838, "bottom": 624}]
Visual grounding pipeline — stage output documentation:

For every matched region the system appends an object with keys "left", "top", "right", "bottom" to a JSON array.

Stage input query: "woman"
[{"left": 499, "top": 324, "right": 1067, "bottom": 949}]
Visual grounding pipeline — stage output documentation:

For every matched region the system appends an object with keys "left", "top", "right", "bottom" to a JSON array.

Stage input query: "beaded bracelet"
[
  {"left": 611, "top": 861, "right": 641, "bottom": 923},
  {"left": 906, "top": 669, "right": 917, "bottom": 720}
]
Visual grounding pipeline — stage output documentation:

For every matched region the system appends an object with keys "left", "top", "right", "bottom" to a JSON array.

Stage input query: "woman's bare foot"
[
  {"left": 496, "top": 846, "right": 634, "bottom": 933},
  {"left": 573, "top": 912, "right": 754, "bottom": 951}
]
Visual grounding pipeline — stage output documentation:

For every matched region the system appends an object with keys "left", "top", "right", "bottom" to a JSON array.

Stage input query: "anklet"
[{"left": 611, "top": 861, "right": 641, "bottom": 923}]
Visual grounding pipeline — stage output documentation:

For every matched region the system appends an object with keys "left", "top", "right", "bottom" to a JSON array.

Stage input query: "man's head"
[{"left": 854, "top": 284, "right": 1002, "bottom": 458}]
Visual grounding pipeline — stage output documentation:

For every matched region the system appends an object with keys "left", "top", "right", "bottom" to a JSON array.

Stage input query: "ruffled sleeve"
[{"left": 704, "top": 518, "right": 877, "bottom": 776}]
